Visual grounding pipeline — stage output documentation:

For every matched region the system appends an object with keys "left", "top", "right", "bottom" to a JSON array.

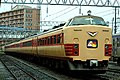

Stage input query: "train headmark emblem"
[{"left": 87, "top": 31, "right": 98, "bottom": 37}]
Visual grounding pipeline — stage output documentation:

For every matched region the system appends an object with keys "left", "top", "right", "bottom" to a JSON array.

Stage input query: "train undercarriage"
[{"left": 5, "top": 52, "right": 108, "bottom": 74}]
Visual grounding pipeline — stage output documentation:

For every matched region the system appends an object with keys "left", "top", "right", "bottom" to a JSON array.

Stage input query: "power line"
[
  {"left": 102, "top": 12, "right": 114, "bottom": 17},
  {"left": 1, "top": 0, "right": 120, "bottom": 7},
  {"left": 47, "top": 7, "right": 71, "bottom": 17},
  {"left": 95, "top": 9, "right": 114, "bottom": 14},
  {"left": 43, "top": 6, "right": 71, "bottom": 20},
  {"left": 50, "top": 7, "right": 78, "bottom": 20}
]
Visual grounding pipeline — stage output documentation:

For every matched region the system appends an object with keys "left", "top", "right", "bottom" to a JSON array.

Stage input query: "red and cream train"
[{"left": 4, "top": 12, "right": 112, "bottom": 73}]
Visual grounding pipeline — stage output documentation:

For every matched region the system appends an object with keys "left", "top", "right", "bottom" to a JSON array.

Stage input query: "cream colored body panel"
[
  {"left": 19, "top": 47, "right": 33, "bottom": 54},
  {"left": 37, "top": 29, "right": 65, "bottom": 57},
  {"left": 5, "top": 41, "right": 20, "bottom": 53},
  {"left": 5, "top": 48, "right": 19, "bottom": 53},
  {"left": 37, "top": 45, "right": 65, "bottom": 57},
  {"left": 63, "top": 25, "right": 112, "bottom": 61}
]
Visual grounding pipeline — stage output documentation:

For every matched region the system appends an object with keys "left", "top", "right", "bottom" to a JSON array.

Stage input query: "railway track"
[
  {"left": 99, "top": 69, "right": 120, "bottom": 80},
  {"left": 1, "top": 54, "right": 120, "bottom": 80},
  {"left": 98, "top": 62, "right": 120, "bottom": 80},
  {"left": 0, "top": 55, "right": 57, "bottom": 80}
]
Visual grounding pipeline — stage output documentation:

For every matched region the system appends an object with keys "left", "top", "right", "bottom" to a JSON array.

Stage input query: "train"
[
  {"left": 112, "top": 34, "right": 120, "bottom": 65},
  {"left": 4, "top": 11, "right": 112, "bottom": 73}
]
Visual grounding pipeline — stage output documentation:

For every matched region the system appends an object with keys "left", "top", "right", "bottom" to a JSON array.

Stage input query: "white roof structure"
[{"left": 12, "top": 5, "right": 32, "bottom": 10}]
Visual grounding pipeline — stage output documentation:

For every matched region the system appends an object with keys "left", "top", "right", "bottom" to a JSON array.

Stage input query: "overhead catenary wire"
[
  {"left": 43, "top": 6, "right": 71, "bottom": 20},
  {"left": 50, "top": 7, "right": 78, "bottom": 20},
  {"left": 49, "top": 7, "right": 114, "bottom": 21},
  {"left": 94, "top": 9, "right": 114, "bottom": 14},
  {"left": 47, "top": 7, "right": 71, "bottom": 17},
  {"left": 43, "top": 6, "right": 116, "bottom": 21},
  {"left": 102, "top": 12, "right": 114, "bottom": 17}
]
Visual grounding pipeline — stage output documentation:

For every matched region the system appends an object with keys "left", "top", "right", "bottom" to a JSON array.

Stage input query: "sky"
[
  {"left": 0, "top": 2, "right": 120, "bottom": 33},
  {"left": 0, "top": 3, "right": 115, "bottom": 21}
]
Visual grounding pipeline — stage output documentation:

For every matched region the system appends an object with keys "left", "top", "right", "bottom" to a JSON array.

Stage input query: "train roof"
[
  {"left": 18, "top": 25, "right": 63, "bottom": 42},
  {"left": 72, "top": 15, "right": 104, "bottom": 19},
  {"left": 67, "top": 13, "right": 105, "bottom": 22},
  {"left": 66, "top": 14, "right": 108, "bottom": 27},
  {"left": 5, "top": 41, "right": 20, "bottom": 47}
]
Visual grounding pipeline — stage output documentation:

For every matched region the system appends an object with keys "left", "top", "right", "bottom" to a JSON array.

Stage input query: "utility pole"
[
  {"left": 114, "top": 7, "right": 117, "bottom": 34},
  {"left": 0, "top": 0, "right": 1, "bottom": 7},
  {"left": 112, "top": 18, "right": 114, "bottom": 34}
]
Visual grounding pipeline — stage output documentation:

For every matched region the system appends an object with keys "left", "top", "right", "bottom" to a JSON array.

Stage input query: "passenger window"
[
  {"left": 48, "top": 37, "right": 50, "bottom": 45},
  {"left": 44, "top": 38, "right": 47, "bottom": 45},
  {"left": 38, "top": 39, "right": 42, "bottom": 45},
  {"left": 42, "top": 39, "right": 44, "bottom": 45},
  {"left": 16, "top": 44, "right": 19, "bottom": 47},
  {"left": 57, "top": 35, "right": 61, "bottom": 44},
  {"left": 54, "top": 35, "right": 56, "bottom": 44},
  {"left": 23, "top": 41, "right": 32, "bottom": 47},
  {"left": 50, "top": 36, "right": 52, "bottom": 44},
  {"left": 42, "top": 38, "right": 44, "bottom": 45}
]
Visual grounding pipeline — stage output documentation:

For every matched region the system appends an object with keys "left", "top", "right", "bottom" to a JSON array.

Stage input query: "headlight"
[
  {"left": 105, "top": 38, "right": 109, "bottom": 43},
  {"left": 73, "top": 38, "right": 79, "bottom": 43}
]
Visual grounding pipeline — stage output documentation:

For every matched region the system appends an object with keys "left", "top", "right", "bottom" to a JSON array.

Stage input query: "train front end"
[{"left": 63, "top": 14, "right": 112, "bottom": 72}]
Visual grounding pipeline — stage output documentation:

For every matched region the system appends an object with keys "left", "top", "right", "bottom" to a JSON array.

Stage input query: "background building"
[{"left": 0, "top": 5, "right": 40, "bottom": 30}]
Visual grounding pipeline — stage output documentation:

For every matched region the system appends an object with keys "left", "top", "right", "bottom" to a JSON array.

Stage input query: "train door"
[{"left": 32, "top": 37, "right": 38, "bottom": 56}]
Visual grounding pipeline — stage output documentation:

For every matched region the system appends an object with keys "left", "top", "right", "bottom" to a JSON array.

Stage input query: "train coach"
[
  {"left": 4, "top": 11, "right": 112, "bottom": 73},
  {"left": 112, "top": 34, "right": 120, "bottom": 65}
]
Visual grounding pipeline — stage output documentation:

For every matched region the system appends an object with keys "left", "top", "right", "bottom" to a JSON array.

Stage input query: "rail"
[{"left": 0, "top": 55, "right": 56, "bottom": 80}]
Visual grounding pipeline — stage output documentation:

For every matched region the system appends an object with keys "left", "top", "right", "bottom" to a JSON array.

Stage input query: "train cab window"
[
  {"left": 54, "top": 35, "right": 57, "bottom": 44},
  {"left": 66, "top": 19, "right": 73, "bottom": 26},
  {"left": 68, "top": 16, "right": 106, "bottom": 26}
]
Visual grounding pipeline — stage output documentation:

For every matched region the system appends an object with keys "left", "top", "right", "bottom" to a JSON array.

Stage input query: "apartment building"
[{"left": 0, "top": 5, "right": 40, "bottom": 30}]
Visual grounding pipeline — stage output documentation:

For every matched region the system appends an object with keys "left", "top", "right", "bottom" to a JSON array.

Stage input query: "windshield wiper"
[{"left": 96, "top": 24, "right": 107, "bottom": 26}]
